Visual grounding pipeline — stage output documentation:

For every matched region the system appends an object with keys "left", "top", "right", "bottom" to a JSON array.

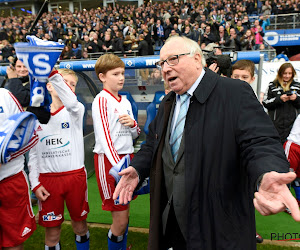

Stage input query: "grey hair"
[{"left": 164, "top": 36, "right": 206, "bottom": 65}]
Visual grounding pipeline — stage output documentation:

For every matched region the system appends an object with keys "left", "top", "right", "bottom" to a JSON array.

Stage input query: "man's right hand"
[
  {"left": 113, "top": 166, "right": 139, "bottom": 205},
  {"left": 35, "top": 185, "right": 50, "bottom": 201},
  {"left": 6, "top": 65, "right": 18, "bottom": 79}
]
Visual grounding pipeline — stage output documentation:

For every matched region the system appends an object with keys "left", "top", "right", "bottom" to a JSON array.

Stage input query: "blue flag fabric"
[
  {"left": 0, "top": 112, "right": 38, "bottom": 164},
  {"left": 14, "top": 36, "right": 64, "bottom": 109},
  {"left": 109, "top": 154, "right": 150, "bottom": 196},
  {"left": 109, "top": 154, "right": 131, "bottom": 183}
]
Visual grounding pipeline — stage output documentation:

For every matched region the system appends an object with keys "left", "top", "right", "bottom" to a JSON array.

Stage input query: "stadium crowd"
[{"left": 1, "top": 0, "right": 300, "bottom": 62}]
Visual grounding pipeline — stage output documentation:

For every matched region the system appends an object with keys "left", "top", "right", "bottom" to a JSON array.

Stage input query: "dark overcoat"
[{"left": 131, "top": 69, "right": 289, "bottom": 249}]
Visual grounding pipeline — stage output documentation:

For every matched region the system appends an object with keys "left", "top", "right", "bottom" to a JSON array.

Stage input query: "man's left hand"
[{"left": 254, "top": 171, "right": 300, "bottom": 221}]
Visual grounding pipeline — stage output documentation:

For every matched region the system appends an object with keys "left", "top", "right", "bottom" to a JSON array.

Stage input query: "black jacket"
[
  {"left": 263, "top": 80, "right": 300, "bottom": 143},
  {"left": 132, "top": 69, "right": 289, "bottom": 249},
  {"left": 3, "top": 76, "right": 30, "bottom": 107}
]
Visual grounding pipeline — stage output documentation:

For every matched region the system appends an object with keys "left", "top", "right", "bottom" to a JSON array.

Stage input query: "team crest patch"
[
  {"left": 21, "top": 226, "right": 31, "bottom": 237},
  {"left": 0, "top": 106, "right": 3, "bottom": 113},
  {"left": 43, "top": 212, "right": 62, "bottom": 221},
  {"left": 61, "top": 122, "right": 69, "bottom": 129},
  {"left": 127, "top": 110, "right": 131, "bottom": 116},
  {"left": 114, "top": 108, "right": 118, "bottom": 113}
]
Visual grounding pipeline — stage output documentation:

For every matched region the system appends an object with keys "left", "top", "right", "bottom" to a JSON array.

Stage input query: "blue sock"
[
  {"left": 75, "top": 231, "right": 90, "bottom": 250},
  {"left": 293, "top": 186, "right": 300, "bottom": 201},
  {"left": 108, "top": 228, "right": 127, "bottom": 250},
  {"left": 122, "top": 224, "right": 129, "bottom": 250}
]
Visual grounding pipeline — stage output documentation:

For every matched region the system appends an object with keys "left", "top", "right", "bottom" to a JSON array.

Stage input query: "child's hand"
[
  {"left": 118, "top": 114, "right": 135, "bottom": 127},
  {"left": 35, "top": 185, "right": 50, "bottom": 201}
]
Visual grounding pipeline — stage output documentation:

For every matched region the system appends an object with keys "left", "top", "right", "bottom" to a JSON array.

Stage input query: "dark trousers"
[{"left": 163, "top": 203, "right": 186, "bottom": 250}]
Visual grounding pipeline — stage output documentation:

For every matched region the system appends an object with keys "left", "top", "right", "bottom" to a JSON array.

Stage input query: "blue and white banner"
[
  {"left": 0, "top": 112, "right": 38, "bottom": 164},
  {"left": 264, "top": 29, "right": 300, "bottom": 47},
  {"left": 14, "top": 36, "right": 64, "bottom": 108}
]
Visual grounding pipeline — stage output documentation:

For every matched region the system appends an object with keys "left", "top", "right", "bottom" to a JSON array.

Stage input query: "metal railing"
[{"left": 249, "top": 13, "right": 300, "bottom": 30}]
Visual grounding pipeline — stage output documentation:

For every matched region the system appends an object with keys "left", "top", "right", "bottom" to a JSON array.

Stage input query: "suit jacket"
[{"left": 131, "top": 69, "right": 289, "bottom": 249}]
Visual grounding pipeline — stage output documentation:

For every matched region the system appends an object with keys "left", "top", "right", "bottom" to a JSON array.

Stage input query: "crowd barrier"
[{"left": 0, "top": 51, "right": 262, "bottom": 74}]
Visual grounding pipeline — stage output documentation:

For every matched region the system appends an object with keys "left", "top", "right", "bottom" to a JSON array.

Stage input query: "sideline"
[
  {"left": 64, "top": 221, "right": 300, "bottom": 246},
  {"left": 262, "top": 239, "right": 300, "bottom": 247}
]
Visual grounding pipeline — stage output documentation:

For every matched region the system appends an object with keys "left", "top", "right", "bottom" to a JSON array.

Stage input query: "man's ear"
[{"left": 194, "top": 53, "right": 203, "bottom": 69}]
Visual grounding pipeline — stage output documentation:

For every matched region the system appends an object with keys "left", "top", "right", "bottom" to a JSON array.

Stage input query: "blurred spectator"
[
  {"left": 241, "top": 29, "right": 256, "bottom": 51},
  {"left": 147, "top": 68, "right": 164, "bottom": 85},
  {"left": 251, "top": 20, "right": 264, "bottom": 50},
  {"left": 71, "top": 43, "right": 82, "bottom": 59},
  {"left": 102, "top": 32, "right": 113, "bottom": 52},
  {"left": 201, "top": 25, "right": 217, "bottom": 46},
  {"left": 156, "top": 19, "right": 164, "bottom": 47},
  {"left": 224, "top": 28, "right": 241, "bottom": 51},
  {"left": 262, "top": 1, "right": 272, "bottom": 15},
  {"left": 112, "top": 31, "right": 125, "bottom": 56},
  {"left": 60, "top": 45, "right": 72, "bottom": 60},
  {"left": 0, "top": 40, "right": 15, "bottom": 62},
  {"left": 163, "top": 19, "right": 173, "bottom": 41},
  {"left": 89, "top": 33, "right": 103, "bottom": 53},
  {"left": 259, "top": 43, "right": 270, "bottom": 61},
  {"left": 217, "top": 25, "right": 229, "bottom": 47},
  {"left": 136, "top": 34, "right": 149, "bottom": 56}
]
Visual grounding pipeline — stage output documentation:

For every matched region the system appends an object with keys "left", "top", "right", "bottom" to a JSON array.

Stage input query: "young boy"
[
  {"left": 0, "top": 88, "right": 37, "bottom": 250},
  {"left": 231, "top": 60, "right": 264, "bottom": 244},
  {"left": 92, "top": 54, "right": 140, "bottom": 250},
  {"left": 231, "top": 59, "right": 255, "bottom": 84},
  {"left": 28, "top": 69, "right": 90, "bottom": 250}
]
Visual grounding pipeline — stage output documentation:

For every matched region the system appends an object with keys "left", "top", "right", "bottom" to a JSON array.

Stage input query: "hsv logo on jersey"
[
  {"left": 127, "top": 110, "right": 131, "bottom": 116},
  {"left": 36, "top": 125, "right": 43, "bottom": 131},
  {"left": 0, "top": 106, "right": 3, "bottom": 113},
  {"left": 43, "top": 212, "right": 63, "bottom": 221},
  {"left": 21, "top": 226, "right": 32, "bottom": 237},
  {"left": 114, "top": 108, "right": 119, "bottom": 113},
  {"left": 61, "top": 122, "right": 69, "bottom": 129}
]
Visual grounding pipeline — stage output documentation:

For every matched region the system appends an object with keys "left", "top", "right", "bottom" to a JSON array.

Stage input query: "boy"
[
  {"left": 231, "top": 59, "right": 255, "bottom": 84},
  {"left": 0, "top": 88, "right": 37, "bottom": 250},
  {"left": 284, "top": 116, "right": 300, "bottom": 206},
  {"left": 231, "top": 59, "right": 263, "bottom": 244},
  {"left": 92, "top": 54, "right": 140, "bottom": 250},
  {"left": 28, "top": 69, "right": 90, "bottom": 250}
]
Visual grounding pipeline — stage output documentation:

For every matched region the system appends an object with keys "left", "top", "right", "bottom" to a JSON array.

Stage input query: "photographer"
[{"left": 263, "top": 63, "right": 300, "bottom": 144}]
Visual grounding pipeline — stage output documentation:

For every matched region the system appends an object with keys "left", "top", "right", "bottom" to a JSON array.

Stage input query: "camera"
[{"left": 285, "top": 91, "right": 295, "bottom": 96}]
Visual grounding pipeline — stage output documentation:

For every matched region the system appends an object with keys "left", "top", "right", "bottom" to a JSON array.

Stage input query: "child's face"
[
  {"left": 63, "top": 74, "right": 77, "bottom": 93},
  {"left": 100, "top": 67, "right": 125, "bottom": 93},
  {"left": 231, "top": 69, "right": 255, "bottom": 84}
]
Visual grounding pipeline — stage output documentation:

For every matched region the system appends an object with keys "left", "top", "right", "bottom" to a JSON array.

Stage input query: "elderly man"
[{"left": 114, "top": 36, "right": 300, "bottom": 249}]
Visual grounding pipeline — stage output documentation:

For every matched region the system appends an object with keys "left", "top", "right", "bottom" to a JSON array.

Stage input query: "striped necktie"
[{"left": 170, "top": 93, "right": 190, "bottom": 161}]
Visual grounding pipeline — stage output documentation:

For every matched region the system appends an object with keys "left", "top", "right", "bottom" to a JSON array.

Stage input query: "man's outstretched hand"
[
  {"left": 254, "top": 171, "right": 300, "bottom": 221},
  {"left": 113, "top": 166, "right": 139, "bottom": 205}
]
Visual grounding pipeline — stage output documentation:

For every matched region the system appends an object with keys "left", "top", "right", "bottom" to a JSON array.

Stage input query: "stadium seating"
[{"left": 144, "top": 91, "right": 165, "bottom": 135}]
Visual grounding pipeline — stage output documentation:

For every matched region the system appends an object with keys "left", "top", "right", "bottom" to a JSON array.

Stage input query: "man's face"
[
  {"left": 159, "top": 39, "right": 202, "bottom": 95},
  {"left": 15, "top": 60, "right": 28, "bottom": 77},
  {"left": 232, "top": 69, "right": 254, "bottom": 84}
]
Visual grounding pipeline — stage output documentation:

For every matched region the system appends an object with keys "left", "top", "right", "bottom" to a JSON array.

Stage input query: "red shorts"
[
  {"left": 284, "top": 141, "right": 300, "bottom": 177},
  {"left": 94, "top": 153, "right": 134, "bottom": 211},
  {"left": 0, "top": 171, "right": 36, "bottom": 248},
  {"left": 38, "top": 167, "right": 89, "bottom": 227}
]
